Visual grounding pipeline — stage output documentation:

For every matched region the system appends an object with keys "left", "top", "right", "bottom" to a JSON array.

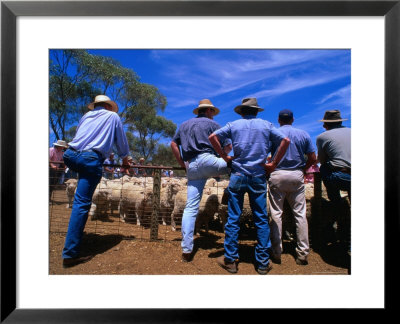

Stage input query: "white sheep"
[
  {"left": 64, "top": 178, "right": 78, "bottom": 208},
  {"left": 89, "top": 178, "right": 111, "bottom": 220},
  {"left": 119, "top": 182, "right": 153, "bottom": 226},
  {"left": 106, "top": 179, "right": 124, "bottom": 216},
  {"left": 160, "top": 179, "right": 183, "bottom": 226}
]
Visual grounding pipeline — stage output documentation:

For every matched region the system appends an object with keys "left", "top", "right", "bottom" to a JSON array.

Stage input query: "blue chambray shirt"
[
  {"left": 213, "top": 115, "right": 286, "bottom": 176},
  {"left": 172, "top": 113, "right": 231, "bottom": 161},
  {"left": 68, "top": 107, "right": 130, "bottom": 159},
  {"left": 270, "top": 125, "right": 315, "bottom": 170}
]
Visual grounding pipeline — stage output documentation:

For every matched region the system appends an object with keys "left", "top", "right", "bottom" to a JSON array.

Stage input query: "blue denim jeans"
[
  {"left": 320, "top": 164, "right": 351, "bottom": 203},
  {"left": 62, "top": 148, "right": 104, "bottom": 259},
  {"left": 225, "top": 172, "right": 271, "bottom": 270},
  {"left": 181, "top": 153, "right": 229, "bottom": 253}
]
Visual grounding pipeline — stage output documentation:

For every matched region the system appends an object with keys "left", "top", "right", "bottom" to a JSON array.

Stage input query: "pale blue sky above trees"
[{"left": 87, "top": 49, "right": 351, "bottom": 147}]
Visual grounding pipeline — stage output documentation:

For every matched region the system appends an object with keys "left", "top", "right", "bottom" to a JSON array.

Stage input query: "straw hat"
[
  {"left": 234, "top": 98, "right": 264, "bottom": 115},
  {"left": 193, "top": 99, "right": 220, "bottom": 116},
  {"left": 87, "top": 95, "right": 118, "bottom": 113},
  {"left": 53, "top": 140, "right": 68, "bottom": 148},
  {"left": 319, "top": 110, "right": 348, "bottom": 122}
]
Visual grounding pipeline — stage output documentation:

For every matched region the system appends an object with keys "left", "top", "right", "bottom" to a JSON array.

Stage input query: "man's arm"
[
  {"left": 209, "top": 133, "right": 233, "bottom": 163},
  {"left": 304, "top": 152, "right": 317, "bottom": 173},
  {"left": 223, "top": 143, "right": 233, "bottom": 155},
  {"left": 263, "top": 137, "right": 290, "bottom": 174},
  {"left": 170, "top": 141, "right": 186, "bottom": 169}
]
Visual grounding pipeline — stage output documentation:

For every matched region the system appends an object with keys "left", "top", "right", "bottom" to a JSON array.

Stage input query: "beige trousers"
[{"left": 268, "top": 169, "right": 309, "bottom": 260}]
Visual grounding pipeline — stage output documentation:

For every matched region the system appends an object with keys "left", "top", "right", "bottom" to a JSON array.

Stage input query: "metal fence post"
[
  {"left": 312, "top": 172, "right": 323, "bottom": 248},
  {"left": 150, "top": 168, "right": 161, "bottom": 241}
]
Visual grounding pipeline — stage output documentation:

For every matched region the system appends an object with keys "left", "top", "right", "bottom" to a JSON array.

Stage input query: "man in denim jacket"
[
  {"left": 171, "top": 99, "right": 232, "bottom": 262},
  {"left": 209, "top": 98, "right": 290, "bottom": 275}
]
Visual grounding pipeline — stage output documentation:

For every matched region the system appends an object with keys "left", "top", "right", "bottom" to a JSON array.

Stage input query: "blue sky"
[{"left": 69, "top": 49, "right": 351, "bottom": 147}]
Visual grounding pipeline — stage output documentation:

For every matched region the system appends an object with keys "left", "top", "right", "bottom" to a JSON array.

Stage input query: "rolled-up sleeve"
[
  {"left": 114, "top": 117, "right": 130, "bottom": 159},
  {"left": 213, "top": 123, "right": 232, "bottom": 145},
  {"left": 172, "top": 129, "right": 181, "bottom": 145},
  {"left": 270, "top": 127, "right": 286, "bottom": 143}
]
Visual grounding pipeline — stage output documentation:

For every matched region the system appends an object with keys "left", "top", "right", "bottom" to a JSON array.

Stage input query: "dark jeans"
[
  {"left": 320, "top": 164, "right": 351, "bottom": 203},
  {"left": 225, "top": 172, "right": 271, "bottom": 270},
  {"left": 62, "top": 148, "right": 104, "bottom": 259}
]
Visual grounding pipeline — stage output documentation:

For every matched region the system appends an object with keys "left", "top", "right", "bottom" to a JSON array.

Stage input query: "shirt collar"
[{"left": 242, "top": 115, "right": 257, "bottom": 120}]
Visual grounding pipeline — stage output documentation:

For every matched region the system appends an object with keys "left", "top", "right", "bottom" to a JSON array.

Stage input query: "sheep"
[
  {"left": 160, "top": 179, "right": 183, "bottom": 226},
  {"left": 170, "top": 188, "right": 188, "bottom": 231},
  {"left": 89, "top": 178, "right": 111, "bottom": 220},
  {"left": 170, "top": 185, "right": 214, "bottom": 232},
  {"left": 194, "top": 189, "right": 219, "bottom": 234},
  {"left": 106, "top": 179, "right": 124, "bottom": 216},
  {"left": 65, "top": 178, "right": 78, "bottom": 208},
  {"left": 205, "top": 178, "right": 217, "bottom": 187},
  {"left": 119, "top": 182, "right": 153, "bottom": 226}
]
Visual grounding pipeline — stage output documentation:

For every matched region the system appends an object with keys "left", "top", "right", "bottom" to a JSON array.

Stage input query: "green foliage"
[
  {"left": 49, "top": 49, "right": 177, "bottom": 163},
  {"left": 152, "top": 144, "right": 186, "bottom": 177},
  {"left": 122, "top": 83, "right": 176, "bottom": 161}
]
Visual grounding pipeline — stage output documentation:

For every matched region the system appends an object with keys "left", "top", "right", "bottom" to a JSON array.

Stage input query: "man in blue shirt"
[
  {"left": 171, "top": 99, "right": 232, "bottom": 262},
  {"left": 62, "top": 95, "right": 130, "bottom": 268},
  {"left": 209, "top": 98, "right": 290, "bottom": 275},
  {"left": 268, "top": 109, "right": 317, "bottom": 266}
]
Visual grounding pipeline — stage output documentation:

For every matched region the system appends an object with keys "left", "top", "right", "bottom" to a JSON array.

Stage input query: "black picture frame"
[{"left": 1, "top": 0, "right": 398, "bottom": 321}]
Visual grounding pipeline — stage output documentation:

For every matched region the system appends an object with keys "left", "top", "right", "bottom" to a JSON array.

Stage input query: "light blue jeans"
[
  {"left": 62, "top": 148, "right": 104, "bottom": 259},
  {"left": 181, "top": 153, "right": 229, "bottom": 253},
  {"left": 225, "top": 172, "right": 271, "bottom": 270}
]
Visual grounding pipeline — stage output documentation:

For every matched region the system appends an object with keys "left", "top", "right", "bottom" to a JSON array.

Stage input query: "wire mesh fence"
[
  {"left": 49, "top": 164, "right": 347, "bottom": 247},
  {"left": 49, "top": 165, "right": 234, "bottom": 242}
]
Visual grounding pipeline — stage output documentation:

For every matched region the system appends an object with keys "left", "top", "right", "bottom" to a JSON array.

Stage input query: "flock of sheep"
[{"left": 64, "top": 176, "right": 252, "bottom": 234}]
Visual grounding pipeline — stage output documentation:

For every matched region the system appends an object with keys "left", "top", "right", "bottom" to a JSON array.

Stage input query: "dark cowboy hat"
[
  {"left": 319, "top": 109, "right": 348, "bottom": 122},
  {"left": 234, "top": 98, "right": 264, "bottom": 115},
  {"left": 193, "top": 99, "right": 220, "bottom": 116}
]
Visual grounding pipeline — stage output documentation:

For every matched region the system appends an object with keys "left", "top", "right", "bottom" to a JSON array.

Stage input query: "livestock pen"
[
  {"left": 49, "top": 164, "right": 231, "bottom": 242},
  {"left": 49, "top": 163, "right": 351, "bottom": 274},
  {"left": 49, "top": 163, "right": 349, "bottom": 247}
]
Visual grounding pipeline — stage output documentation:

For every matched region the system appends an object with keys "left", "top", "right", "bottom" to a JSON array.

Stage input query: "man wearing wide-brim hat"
[
  {"left": 316, "top": 109, "right": 351, "bottom": 249},
  {"left": 49, "top": 140, "right": 69, "bottom": 200},
  {"left": 170, "top": 99, "right": 232, "bottom": 262},
  {"left": 316, "top": 109, "right": 351, "bottom": 201},
  {"left": 61, "top": 95, "right": 130, "bottom": 268},
  {"left": 209, "top": 98, "right": 290, "bottom": 275}
]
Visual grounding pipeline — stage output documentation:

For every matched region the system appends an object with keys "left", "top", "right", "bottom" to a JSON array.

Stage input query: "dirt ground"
[{"left": 49, "top": 186, "right": 350, "bottom": 275}]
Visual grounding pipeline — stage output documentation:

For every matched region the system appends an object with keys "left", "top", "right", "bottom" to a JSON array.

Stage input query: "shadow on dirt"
[{"left": 79, "top": 233, "right": 128, "bottom": 257}]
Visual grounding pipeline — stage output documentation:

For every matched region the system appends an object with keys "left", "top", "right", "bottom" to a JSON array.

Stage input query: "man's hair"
[
  {"left": 241, "top": 107, "right": 258, "bottom": 116},
  {"left": 279, "top": 116, "right": 293, "bottom": 124},
  {"left": 94, "top": 102, "right": 108, "bottom": 108},
  {"left": 325, "top": 121, "right": 342, "bottom": 129},
  {"left": 197, "top": 108, "right": 209, "bottom": 115}
]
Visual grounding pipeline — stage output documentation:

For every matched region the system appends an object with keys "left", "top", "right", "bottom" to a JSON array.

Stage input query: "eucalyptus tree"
[{"left": 121, "top": 83, "right": 176, "bottom": 162}]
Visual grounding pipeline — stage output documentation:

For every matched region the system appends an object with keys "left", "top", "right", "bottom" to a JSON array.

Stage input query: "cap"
[{"left": 279, "top": 109, "right": 293, "bottom": 120}]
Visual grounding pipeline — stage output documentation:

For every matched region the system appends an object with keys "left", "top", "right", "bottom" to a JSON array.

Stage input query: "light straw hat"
[
  {"left": 88, "top": 95, "right": 118, "bottom": 113},
  {"left": 53, "top": 140, "right": 68, "bottom": 148},
  {"left": 193, "top": 99, "right": 220, "bottom": 116}
]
